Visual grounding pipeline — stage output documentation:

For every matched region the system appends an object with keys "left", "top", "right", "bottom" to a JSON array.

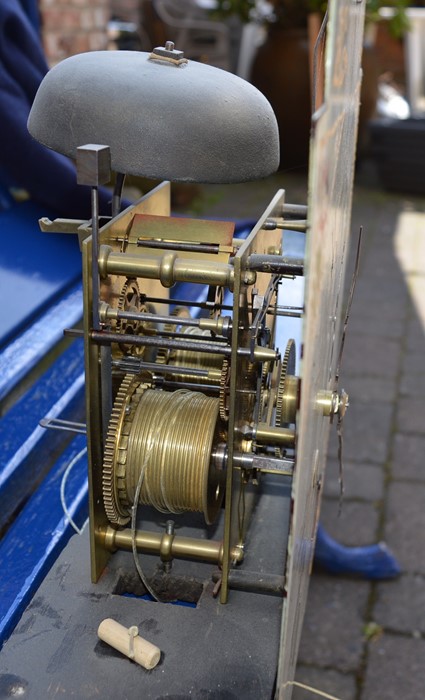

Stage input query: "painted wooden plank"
[
  {"left": 0, "top": 435, "right": 88, "bottom": 646},
  {"left": 0, "top": 341, "right": 85, "bottom": 528},
  {"left": 0, "top": 283, "right": 83, "bottom": 402}
]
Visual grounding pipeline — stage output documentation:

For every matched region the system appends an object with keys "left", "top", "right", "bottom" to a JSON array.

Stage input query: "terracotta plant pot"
[{"left": 250, "top": 27, "right": 311, "bottom": 171}]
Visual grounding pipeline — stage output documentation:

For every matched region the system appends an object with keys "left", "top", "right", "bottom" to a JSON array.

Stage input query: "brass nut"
[
  {"left": 98, "top": 244, "right": 113, "bottom": 278},
  {"left": 316, "top": 390, "right": 337, "bottom": 417}
]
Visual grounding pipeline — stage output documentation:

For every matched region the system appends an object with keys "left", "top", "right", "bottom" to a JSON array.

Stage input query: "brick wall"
[
  {"left": 110, "top": 0, "right": 140, "bottom": 24},
  {"left": 39, "top": 0, "right": 110, "bottom": 65}
]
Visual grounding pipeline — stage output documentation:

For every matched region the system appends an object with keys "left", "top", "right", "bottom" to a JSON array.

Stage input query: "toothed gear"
[
  {"left": 258, "top": 361, "right": 270, "bottom": 421},
  {"left": 116, "top": 279, "right": 141, "bottom": 333},
  {"left": 276, "top": 339, "right": 296, "bottom": 427},
  {"left": 156, "top": 306, "right": 191, "bottom": 365},
  {"left": 102, "top": 374, "right": 150, "bottom": 525},
  {"left": 219, "top": 358, "right": 230, "bottom": 422},
  {"left": 115, "top": 278, "right": 154, "bottom": 356}
]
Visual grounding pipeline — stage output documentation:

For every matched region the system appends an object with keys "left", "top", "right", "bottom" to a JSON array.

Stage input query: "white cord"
[
  {"left": 284, "top": 681, "right": 343, "bottom": 700},
  {"left": 130, "top": 390, "right": 189, "bottom": 602},
  {"left": 60, "top": 446, "right": 88, "bottom": 535}
]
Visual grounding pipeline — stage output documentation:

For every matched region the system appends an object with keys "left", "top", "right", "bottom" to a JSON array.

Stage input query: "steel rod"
[
  {"left": 111, "top": 172, "right": 126, "bottom": 218},
  {"left": 232, "top": 452, "right": 294, "bottom": 475},
  {"left": 157, "top": 380, "right": 220, "bottom": 393},
  {"left": 91, "top": 186, "right": 100, "bottom": 329},
  {"left": 106, "top": 308, "right": 201, "bottom": 327},
  {"left": 39, "top": 418, "right": 87, "bottom": 435},
  {"left": 247, "top": 255, "right": 304, "bottom": 276},
  {"left": 137, "top": 239, "right": 220, "bottom": 254},
  {"left": 140, "top": 294, "right": 226, "bottom": 310},
  {"left": 212, "top": 570, "right": 284, "bottom": 596},
  {"left": 104, "top": 307, "right": 231, "bottom": 337},
  {"left": 263, "top": 220, "right": 307, "bottom": 232},
  {"left": 89, "top": 330, "right": 278, "bottom": 362},
  {"left": 282, "top": 203, "right": 308, "bottom": 217},
  {"left": 112, "top": 359, "right": 211, "bottom": 378},
  {"left": 91, "top": 329, "right": 230, "bottom": 355},
  {"left": 138, "top": 294, "right": 302, "bottom": 315}
]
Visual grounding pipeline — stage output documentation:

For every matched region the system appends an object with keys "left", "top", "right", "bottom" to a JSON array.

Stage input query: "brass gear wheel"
[
  {"left": 156, "top": 306, "right": 191, "bottom": 365},
  {"left": 275, "top": 339, "right": 297, "bottom": 426},
  {"left": 219, "top": 358, "right": 230, "bottom": 422},
  {"left": 258, "top": 360, "right": 271, "bottom": 422},
  {"left": 113, "top": 278, "right": 153, "bottom": 357},
  {"left": 166, "top": 326, "right": 224, "bottom": 386},
  {"left": 171, "top": 326, "right": 223, "bottom": 370},
  {"left": 102, "top": 376, "right": 224, "bottom": 526},
  {"left": 102, "top": 374, "right": 150, "bottom": 526},
  {"left": 116, "top": 278, "right": 141, "bottom": 334}
]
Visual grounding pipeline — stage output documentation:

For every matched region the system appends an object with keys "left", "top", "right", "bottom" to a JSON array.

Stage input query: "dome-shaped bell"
[{"left": 28, "top": 49, "right": 279, "bottom": 184}]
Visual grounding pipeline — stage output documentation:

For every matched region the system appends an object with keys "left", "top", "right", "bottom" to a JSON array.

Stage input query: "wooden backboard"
[{"left": 276, "top": 1, "right": 366, "bottom": 696}]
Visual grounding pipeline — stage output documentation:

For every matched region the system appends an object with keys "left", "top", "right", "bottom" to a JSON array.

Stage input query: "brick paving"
[{"left": 195, "top": 162, "right": 425, "bottom": 700}]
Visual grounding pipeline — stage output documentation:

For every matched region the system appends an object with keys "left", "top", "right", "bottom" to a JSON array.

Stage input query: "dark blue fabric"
[
  {"left": 314, "top": 524, "right": 401, "bottom": 580},
  {"left": 18, "top": 0, "right": 40, "bottom": 33},
  {"left": 0, "top": 0, "right": 113, "bottom": 218}
]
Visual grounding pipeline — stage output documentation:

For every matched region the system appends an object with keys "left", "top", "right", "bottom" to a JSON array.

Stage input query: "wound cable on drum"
[
  {"left": 125, "top": 389, "right": 219, "bottom": 520},
  {"left": 128, "top": 388, "right": 219, "bottom": 602}
]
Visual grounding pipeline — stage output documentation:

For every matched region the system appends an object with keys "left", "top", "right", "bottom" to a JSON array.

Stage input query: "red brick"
[
  {"left": 63, "top": 33, "right": 91, "bottom": 55},
  {"left": 88, "top": 31, "right": 108, "bottom": 51},
  {"left": 40, "top": 0, "right": 109, "bottom": 63},
  {"left": 80, "top": 8, "right": 93, "bottom": 30},
  {"left": 42, "top": 7, "right": 81, "bottom": 31},
  {"left": 93, "top": 8, "right": 109, "bottom": 28},
  {"left": 111, "top": 0, "right": 140, "bottom": 23}
]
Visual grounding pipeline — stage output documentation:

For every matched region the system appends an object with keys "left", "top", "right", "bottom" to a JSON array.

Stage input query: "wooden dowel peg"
[{"left": 98, "top": 618, "right": 161, "bottom": 670}]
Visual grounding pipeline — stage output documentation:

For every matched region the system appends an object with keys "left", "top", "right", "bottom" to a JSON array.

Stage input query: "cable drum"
[
  {"left": 170, "top": 327, "right": 224, "bottom": 384},
  {"left": 104, "top": 378, "right": 224, "bottom": 526}
]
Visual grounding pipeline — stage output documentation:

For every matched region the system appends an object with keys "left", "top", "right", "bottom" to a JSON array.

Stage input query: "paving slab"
[
  {"left": 384, "top": 482, "right": 425, "bottom": 574},
  {"left": 374, "top": 574, "right": 425, "bottom": 635},
  {"left": 393, "top": 210, "right": 425, "bottom": 274},
  {"left": 392, "top": 433, "right": 425, "bottom": 481},
  {"left": 400, "top": 350, "right": 425, "bottom": 376},
  {"left": 405, "top": 275, "right": 425, "bottom": 329},
  {"left": 342, "top": 335, "right": 401, "bottom": 378},
  {"left": 405, "top": 317, "right": 425, "bottom": 351},
  {"left": 324, "top": 460, "right": 384, "bottom": 501},
  {"left": 327, "top": 401, "right": 393, "bottom": 465},
  {"left": 354, "top": 262, "right": 409, "bottom": 297},
  {"left": 399, "top": 371, "right": 425, "bottom": 398},
  {"left": 345, "top": 313, "right": 405, "bottom": 340},
  {"left": 349, "top": 296, "right": 408, "bottom": 322},
  {"left": 362, "top": 634, "right": 425, "bottom": 700},
  {"left": 297, "top": 576, "right": 370, "bottom": 672},
  {"left": 339, "top": 374, "right": 397, "bottom": 403},
  {"left": 395, "top": 398, "right": 425, "bottom": 435}
]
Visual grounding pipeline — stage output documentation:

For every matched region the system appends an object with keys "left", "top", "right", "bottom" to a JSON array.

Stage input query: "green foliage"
[
  {"left": 211, "top": 0, "right": 411, "bottom": 38},
  {"left": 367, "top": 0, "right": 410, "bottom": 37},
  {"left": 212, "top": 0, "right": 256, "bottom": 23},
  {"left": 363, "top": 621, "right": 384, "bottom": 642}
]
